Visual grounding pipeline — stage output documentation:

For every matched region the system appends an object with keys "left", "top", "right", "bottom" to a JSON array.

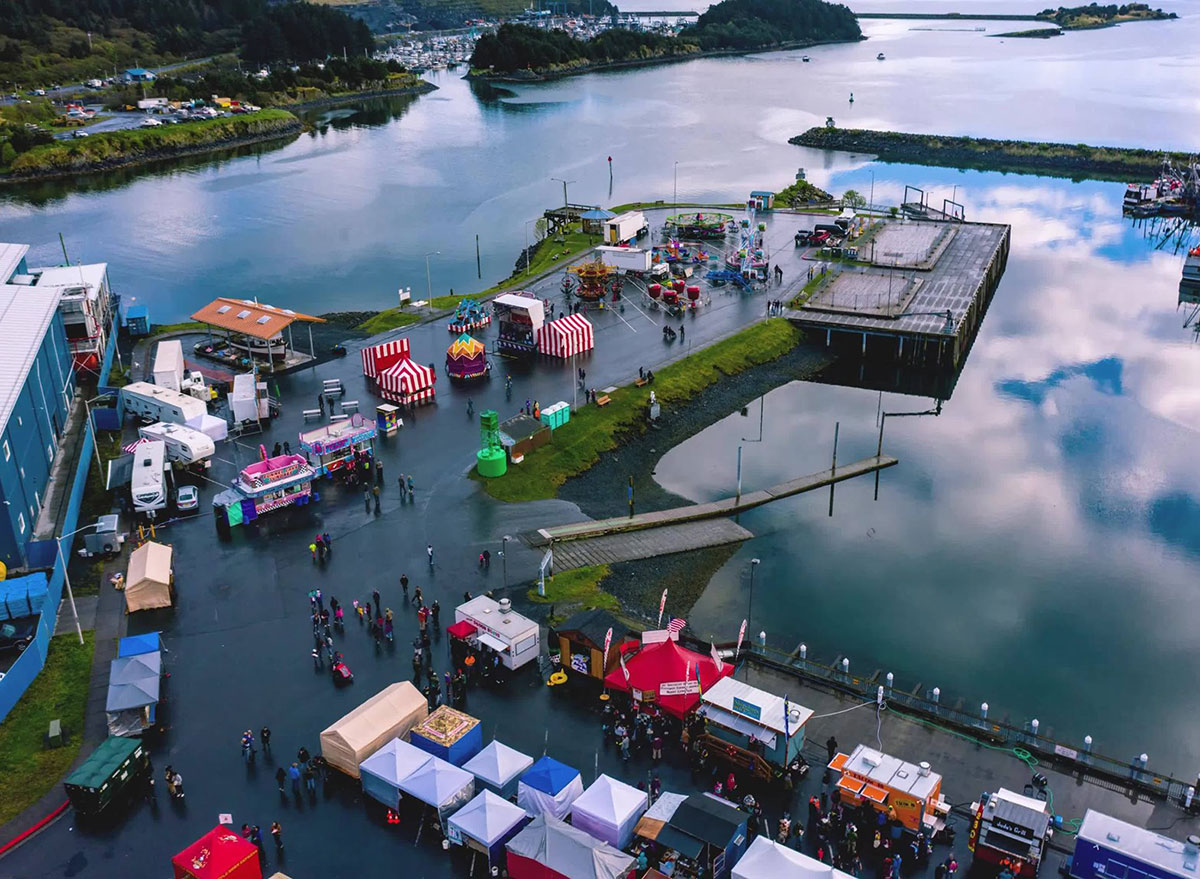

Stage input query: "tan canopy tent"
[
  {"left": 320, "top": 682, "right": 428, "bottom": 778},
  {"left": 125, "top": 541, "right": 174, "bottom": 613}
]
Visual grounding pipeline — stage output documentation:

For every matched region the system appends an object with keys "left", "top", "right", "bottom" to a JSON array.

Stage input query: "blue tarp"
[
  {"left": 520, "top": 756, "right": 580, "bottom": 796},
  {"left": 0, "top": 572, "right": 49, "bottom": 622},
  {"left": 118, "top": 632, "right": 161, "bottom": 657}
]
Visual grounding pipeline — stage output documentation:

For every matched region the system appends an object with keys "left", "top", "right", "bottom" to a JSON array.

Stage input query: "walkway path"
[
  {"left": 549, "top": 518, "right": 753, "bottom": 570},
  {"left": 532, "top": 454, "right": 898, "bottom": 545}
]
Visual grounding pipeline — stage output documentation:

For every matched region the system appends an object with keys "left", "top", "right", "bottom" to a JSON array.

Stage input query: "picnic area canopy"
[
  {"left": 191, "top": 298, "right": 324, "bottom": 341},
  {"left": 359, "top": 737, "right": 432, "bottom": 808},
  {"left": 125, "top": 541, "right": 173, "bottom": 612},
  {"left": 506, "top": 813, "right": 635, "bottom": 879},
  {"left": 320, "top": 681, "right": 429, "bottom": 778},
  {"left": 172, "top": 825, "right": 262, "bottom": 879},
  {"left": 570, "top": 773, "right": 648, "bottom": 849},
  {"left": 517, "top": 755, "right": 583, "bottom": 821},
  {"left": 602, "top": 638, "right": 733, "bottom": 718},
  {"left": 462, "top": 740, "right": 533, "bottom": 795}
]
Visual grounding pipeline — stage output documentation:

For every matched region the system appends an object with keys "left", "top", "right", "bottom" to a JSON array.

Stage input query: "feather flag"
[
  {"left": 619, "top": 648, "right": 631, "bottom": 686},
  {"left": 602, "top": 627, "right": 613, "bottom": 674},
  {"left": 735, "top": 619, "right": 748, "bottom": 659},
  {"left": 658, "top": 589, "right": 668, "bottom": 627},
  {"left": 710, "top": 642, "right": 723, "bottom": 669}
]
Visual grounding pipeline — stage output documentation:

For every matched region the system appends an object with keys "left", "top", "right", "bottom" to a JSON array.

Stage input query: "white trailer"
[
  {"left": 230, "top": 373, "right": 269, "bottom": 424},
  {"left": 152, "top": 340, "right": 184, "bottom": 391},
  {"left": 606, "top": 210, "right": 648, "bottom": 245},
  {"left": 130, "top": 440, "right": 169, "bottom": 517},
  {"left": 454, "top": 595, "right": 540, "bottom": 670},
  {"left": 595, "top": 246, "right": 652, "bottom": 274},
  {"left": 138, "top": 422, "right": 215, "bottom": 466},
  {"left": 120, "top": 382, "right": 207, "bottom": 426}
]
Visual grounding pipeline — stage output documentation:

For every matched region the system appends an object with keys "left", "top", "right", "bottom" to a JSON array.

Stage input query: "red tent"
[
  {"left": 172, "top": 826, "right": 262, "bottom": 879},
  {"left": 602, "top": 638, "right": 733, "bottom": 718}
]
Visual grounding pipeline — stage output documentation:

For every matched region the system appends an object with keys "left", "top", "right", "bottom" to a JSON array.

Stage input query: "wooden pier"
[{"left": 531, "top": 455, "right": 897, "bottom": 551}]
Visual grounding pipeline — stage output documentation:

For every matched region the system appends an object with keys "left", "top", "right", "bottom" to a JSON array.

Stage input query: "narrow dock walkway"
[
  {"left": 551, "top": 519, "right": 753, "bottom": 571},
  {"left": 533, "top": 454, "right": 897, "bottom": 545}
]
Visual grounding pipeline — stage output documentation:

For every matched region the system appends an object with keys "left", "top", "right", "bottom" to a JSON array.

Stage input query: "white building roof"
[
  {"left": 700, "top": 677, "right": 813, "bottom": 738},
  {"left": 0, "top": 243, "right": 29, "bottom": 283},
  {"left": 27, "top": 263, "right": 108, "bottom": 301},
  {"left": 0, "top": 286, "right": 64, "bottom": 435},
  {"left": 1077, "top": 810, "right": 1199, "bottom": 878},
  {"left": 841, "top": 744, "right": 941, "bottom": 800},
  {"left": 457, "top": 595, "right": 538, "bottom": 642}
]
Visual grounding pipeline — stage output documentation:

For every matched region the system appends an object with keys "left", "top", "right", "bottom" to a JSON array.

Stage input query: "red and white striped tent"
[
  {"left": 361, "top": 338, "right": 411, "bottom": 380},
  {"left": 379, "top": 357, "right": 436, "bottom": 406},
  {"left": 536, "top": 314, "right": 594, "bottom": 359}
]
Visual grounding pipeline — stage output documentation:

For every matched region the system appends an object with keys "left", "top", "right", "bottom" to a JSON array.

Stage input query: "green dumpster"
[{"left": 64, "top": 736, "right": 149, "bottom": 816}]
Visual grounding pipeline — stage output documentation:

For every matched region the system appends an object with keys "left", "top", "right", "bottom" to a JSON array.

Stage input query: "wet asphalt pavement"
[{"left": 1, "top": 209, "right": 846, "bottom": 878}]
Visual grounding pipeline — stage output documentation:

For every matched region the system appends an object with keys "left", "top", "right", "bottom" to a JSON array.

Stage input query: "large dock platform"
[{"left": 787, "top": 219, "right": 1010, "bottom": 370}]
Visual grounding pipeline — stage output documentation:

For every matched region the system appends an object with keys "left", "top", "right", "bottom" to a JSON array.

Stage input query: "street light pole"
[
  {"left": 746, "top": 558, "right": 760, "bottom": 676},
  {"left": 424, "top": 250, "right": 440, "bottom": 302},
  {"left": 551, "top": 177, "right": 574, "bottom": 208},
  {"left": 501, "top": 535, "right": 511, "bottom": 589},
  {"left": 56, "top": 522, "right": 102, "bottom": 645},
  {"left": 673, "top": 161, "right": 678, "bottom": 212},
  {"left": 869, "top": 169, "right": 875, "bottom": 213}
]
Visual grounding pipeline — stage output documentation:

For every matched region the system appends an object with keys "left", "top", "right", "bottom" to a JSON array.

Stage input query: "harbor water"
[{"left": 2, "top": 10, "right": 1199, "bottom": 771}]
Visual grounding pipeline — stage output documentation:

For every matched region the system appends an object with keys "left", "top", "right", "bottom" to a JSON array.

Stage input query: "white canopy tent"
[
  {"left": 506, "top": 813, "right": 635, "bottom": 879},
  {"left": 517, "top": 756, "right": 584, "bottom": 821},
  {"left": 359, "top": 737, "right": 432, "bottom": 808},
  {"left": 447, "top": 790, "right": 529, "bottom": 863},
  {"left": 462, "top": 740, "right": 533, "bottom": 797},
  {"left": 570, "top": 773, "right": 648, "bottom": 849},
  {"left": 398, "top": 754, "right": 475, "bottom": 816},
  {"left": 733, "top": 836, "right": 856, "bottom": 879}
]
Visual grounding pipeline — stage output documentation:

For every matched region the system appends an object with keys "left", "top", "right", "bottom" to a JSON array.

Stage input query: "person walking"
[
  {"left": 309, "top": 542, "right": 317, "bottom": 563},
  {"left": 412, "top": 585, "right": 423, "bottom": 608},
  {"left": 426, "top": 543, "right": 434, "bottom": 568},
  {"left": 376, "top": 459, "right": 384, "bottom": 485},
  {"left": 171, "top": 769, "right": 184, "bottom": 798},
  {"left": 288, "top": 762, "right": 301, "bottom": 795},
  {"left": 165, "top": 765, "right": 177, "bottom": 798},
  {"left": 373, "top": 483, "right": 380, "bottom": 513},
  {"left": 260, "top": 725, "right": 271, "bottom": 754},
  {"left": 303, "top": 762, "right": 316, "bottom": 795},
  {"left": 372, "top": 589, "right": 381, "bottom": 617},
  {"left": 400, "top": 573, "right": 409, "bottom": 599},
  {"left": 275, "top": 765, "right": 286, "bottom": 795},
  {"left": 311, "top": 646, "right": 321, "bottom": 669},
  {"left": 363, "top": 488, "right": 371, "bottom": 512},
  {"left": 271, "top": 821, "right": 283, "bottom": 853},
  {"left": 826, "top": 735, "right": 838, "bottom": 764},
  {"left": 406, "top": 474, "right": 414, "bottom": 498},
  {"left": 323, "top": 531, "right": 331, "bottom": 557}
]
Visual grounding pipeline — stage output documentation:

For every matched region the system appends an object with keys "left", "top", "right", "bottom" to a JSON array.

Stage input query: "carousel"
[
  {"left": 448, "top": 298, "right": 491, "bottom": 334},
  {"left": 665, "top": 212, "right": 733, "bottom": 240},
  {"left": 446, "top": 334, "right": 490, "bottom": 381},
  {"left": 568, "top": 256, "right": 621, "bottom": 302}
]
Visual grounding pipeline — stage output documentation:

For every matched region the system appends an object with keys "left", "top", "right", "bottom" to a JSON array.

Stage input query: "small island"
[
  {"left": 469, "top": 0, "right": 861, "bottom": 79},
  {"left": 995, "top": 2, "right": 1175, "bottom": 37}
]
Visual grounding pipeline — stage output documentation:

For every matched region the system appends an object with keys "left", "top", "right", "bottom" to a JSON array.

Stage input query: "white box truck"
[
  {"left": 606, "top": 210, "right": 648, "bottom": 245},
  {"left": 595, "top": 245, "right": 653, "bottom": 274},
  {"left": 130, "top": 440, "right": 169, "bottom": 517},
  {"left": 120, "top": 382, "right": 207, "bottom": 426},
  {"left": 152, "top": 340, "right": 184, "bottom": 391},
  {"left": 138, "top": 422, "right": 215, "bottom": 466}
]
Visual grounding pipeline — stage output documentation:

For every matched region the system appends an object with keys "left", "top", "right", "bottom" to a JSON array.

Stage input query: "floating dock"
[{"left": 787, "top": 218, "right": 1010, "bottom": 370}]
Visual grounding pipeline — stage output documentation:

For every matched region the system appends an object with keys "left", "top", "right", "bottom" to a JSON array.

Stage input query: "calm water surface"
[{"left": 2, "top": 12, "right": 1199, "bottom": 769}]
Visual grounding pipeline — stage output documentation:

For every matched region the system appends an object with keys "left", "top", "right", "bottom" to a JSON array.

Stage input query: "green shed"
[{"left": 64, "top": 736, "right": 149, "bottom": 815}]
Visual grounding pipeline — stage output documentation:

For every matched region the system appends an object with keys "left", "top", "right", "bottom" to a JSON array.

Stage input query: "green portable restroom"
[{"left": 64, "top": 736, "right": 149, "bottom": 816}]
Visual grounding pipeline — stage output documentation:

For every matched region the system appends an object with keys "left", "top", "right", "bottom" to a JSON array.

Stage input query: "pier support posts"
[
  {"left": 980, "top": 702, "right": 989, "bottom": 720},
  {"left": 841, "top": 657, "right": 850, "bottom": 680},
  {"left": 886, "top": 672, "right": 893, "bottom": 692},
  {"left": 932, "top": 687, "right": 940, "bottom": 706}
]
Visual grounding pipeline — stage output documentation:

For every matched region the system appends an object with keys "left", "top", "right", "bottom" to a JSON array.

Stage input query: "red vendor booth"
[
  {"left": 172, "top": 826, "right": 262, "bottom": 879},
  {"left": 603, "top": 638, "right": 733, "bottom": 718}
]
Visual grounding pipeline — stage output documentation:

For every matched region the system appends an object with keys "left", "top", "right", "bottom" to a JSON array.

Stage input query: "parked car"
[
  {"left": 140, "top": 116, "right": 162, "bottom": 128},
  {"left": 0, "top": 618, "right": 36, "bottom": 654},
  {"left": 807, "top": 230, "right": 831, "bottom": 246},
  {"left": 71, "top": 129, "right": 89, "bottom": 138},
  {"left": 175, "top": 485, "right": 199, "bottom": 513}
]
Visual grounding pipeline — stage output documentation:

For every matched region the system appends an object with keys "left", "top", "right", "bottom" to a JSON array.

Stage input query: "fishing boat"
[
  {"left": 1182, "top": 246, "right": 1200, "bottom": 289},
  {"left": 802, "top": 55, "right": 811, "bottom": 62},
  {"left": 877, "top": 52, "right": 886, "bottom": 60}
]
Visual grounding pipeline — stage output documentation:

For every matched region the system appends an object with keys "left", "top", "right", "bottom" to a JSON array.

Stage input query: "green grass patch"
[
  {"left": 151, "top": 321, "right": 208, "bottom": 335},
  {"left": 356, "top": 309, "right": 423, "bottom": 335},
  {"left": 482, "top": 318, "right": 802, "bottom": 502},
  {"left": 0, "top": 631, "right": 96, "bottom": 825},
  {"left": 7, "top": 110, "right": 299, "bottom": 176},
  {"left": 527, "top": 564, "right": 617, "bottom": 615}
]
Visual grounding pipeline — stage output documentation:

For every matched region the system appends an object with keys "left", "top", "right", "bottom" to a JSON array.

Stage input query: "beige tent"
[
  {"left": 320, "top": 682, "right": 428, "bottom": 778},
  {"left": 124, "top": 541, "right": 174, "bottom": 613}
]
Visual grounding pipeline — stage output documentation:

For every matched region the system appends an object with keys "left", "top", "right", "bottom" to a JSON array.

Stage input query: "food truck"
[
  {"left": 698, "top": 678, "right": 812, "bottom": 782},
  {"left": 231, "top": 450, "right": 316, "bottom": 516},
  {"left": 298, "top": 413, "right": 376, "bottom": 476},
  {"left": 828, "top": 744, "right": 949, "bottom": 835},
  {"left": 493, "top": 293, "right": 544, "bottom": 357},
  {"left": 454, "top": 596, "right": 539, "bottom": 670},
  {"left": 967, "top": 788, "right": 1052, "bottom": 877},
  {"left": 1070, "top": 811, "right": 1200, "bottom": 879}
]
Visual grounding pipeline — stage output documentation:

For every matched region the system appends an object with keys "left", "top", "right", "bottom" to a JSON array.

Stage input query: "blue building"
[
  {"left": 123, "top": 68, "right": 156, "bottom": 83},
  {"left": 1072, "top": 810, "right": 1199, "bottom": 879},
  {"left": 0, "top": 270, "right": 74, "bottom": 569}
]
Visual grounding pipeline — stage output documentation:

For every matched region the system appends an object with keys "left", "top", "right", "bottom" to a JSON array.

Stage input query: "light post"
[
  {"left": 57, "top": 522, "right": 103, "bottom": 645},
  {"left": 501, "top": 535, "right": 511, "bottom": 589},
  {"left": 424, "top": 250, "right": 439, "bottom": 302},
  {"left": 551, "top": 177, "right": 574, "bottom": 208},
  {"left": 746, "top": 558, "right": 760, "bottom": 675},
  {"left": 673, "top": 161, "right": 679, "bottom": 211},
  {"left": 524, "top": 220, "right": 534, "bottom": 276},
  {"left": 869, "top": 169, "right": 875, "bottom": 213}
]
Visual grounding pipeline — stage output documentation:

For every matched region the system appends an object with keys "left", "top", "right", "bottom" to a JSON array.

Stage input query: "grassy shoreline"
[
  {"left": 478, "top": 319, "right": 803, "bottom": 503},
  {"left": 2, "top": 109, "right": 302, "bottom": 183},
  {"left": 790, "top": 126, "right": 1190, "bottom": 183}
]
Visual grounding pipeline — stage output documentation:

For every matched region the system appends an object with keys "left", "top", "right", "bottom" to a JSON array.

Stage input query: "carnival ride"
[
  {"left": 568, "top": 255, "right": 622, "bottom": 302},
  {"left": 709, "top": 201, "right": 768, "bottom": 288},
  {"left": 665, "top": 212, "right": 734, "bottom": 239},
  {"left": 448, "top": 298, "right": 491, "bottom": 333},
  {"left": 445, "top": 334, "right": 490, "bottom": 381},
  {"left": 653, "top": 239, "right": 713, "bottom": 267}
]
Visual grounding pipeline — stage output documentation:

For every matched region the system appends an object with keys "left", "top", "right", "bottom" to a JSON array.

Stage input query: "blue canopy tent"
[
  {"left": 118, "top": 632, "right": 161, "bottom": 658},
  {"left": 517, "top": 755, "right": 584, "bottom": 821}
]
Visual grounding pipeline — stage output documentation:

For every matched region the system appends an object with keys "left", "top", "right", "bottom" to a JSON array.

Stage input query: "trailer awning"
[
  {"left": 478, "top": 633, "right": 508, "bottom": 654},
  {"left": 837, "top": 776, "right": 866, "bottom": 795},
  {"left": 861, "top": 784, "right": 889, "bottom": 804}
]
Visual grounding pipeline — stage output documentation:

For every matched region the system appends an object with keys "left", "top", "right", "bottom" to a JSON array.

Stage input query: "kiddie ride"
[
  {"left": 645, "top": 278, "right": 704, "bottom": 317},
  {"left": 665, "top": 212, "right": 734, "bottom": 240},
  {"left": 568, "top": 256, "right": 622, "bottom": 303}
]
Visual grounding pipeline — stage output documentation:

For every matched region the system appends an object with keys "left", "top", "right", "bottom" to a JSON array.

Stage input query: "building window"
[
  {"left": 17, "top": 513, "right": 24, "bottom": 535},
  {"left": 2, "top": 440, "right": 8, "bottom": 461}
]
